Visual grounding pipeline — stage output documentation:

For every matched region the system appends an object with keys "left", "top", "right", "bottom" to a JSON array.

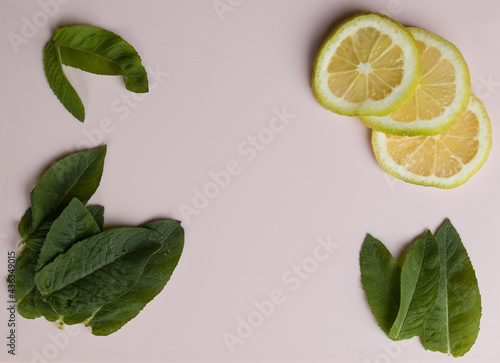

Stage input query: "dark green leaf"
[
  {"left": 421, "top": 219, "right": 482, "bottom": 357},
  {"left": 22, "top": 204, "right": 104, "bottom": 252},
  {"left": 44, "top": 41, "right": 85, "bottom": 122},
  {"left": 14, "top": 247, "right": 41, "bottom": 319},
  {"left": 87, "top": 220, "right": 184, "bottom": 335},
  {"left": 15, "top": 247, "right": 63, "bottom": 324},
  {"left": 35, "top": 227, "right": 164, "bottom": 324},
  {"left": 18, "top": 145, "right": 106, "bottom": 248},
  {"left": 54, "top": 25, "right": 148, "bottom": 93},
  {"left": 20, "top": 212, "right": 54, "bottom": 251},
  {"left": 389, "top": 230, "right": 440, "bottom": 340},
  {"left": 360, "top": 234, "right": 401, "bottom": 335},
  {"left": 16, "top": 200, "right": 103, "bottom": 323},
  {"left": 34, "top": 289, "right": 60, "bottom": 323},
  {"left": 18, "top": 207, "right": 33, "bottom": 240},
  {"left": 37, "top": 198, "right": 101, "bottom": 270},
  {"left": 87, "top": 205, "right": 105, "bottom": 231}
]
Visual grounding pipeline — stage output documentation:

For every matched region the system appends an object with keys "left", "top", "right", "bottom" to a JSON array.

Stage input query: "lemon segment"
[
  {"left": 312, "top": 13, "right": 421, "bottom": 116},
  {"left": 361, "top": 28, "right": 471, "bottom": 136},
  {"left": 371, "top": 95, "right": 491, "bottom": 188}
]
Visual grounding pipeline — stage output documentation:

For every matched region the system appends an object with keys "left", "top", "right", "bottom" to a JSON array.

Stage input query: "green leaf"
[
  {"left": 18, "top": 207, "right": 33, "bottom": 240},
  {"left": 16, "top": 246, "right": 62, "bottom": 324},
  {"left": 360, "top": 234, "right": 401, "bottom": 335},
  {"left": 87, "top": 220, "right": 184, "bottom": 336},
  {"left": 15, "top": 147, "right": 106, "bottom": 318},
  {"left": 21, "top": 204, "right": 104, "bottom": 252},
  {"left": 20, "top": 213, "right": 54, "bottom": 251},
  {"left": 35, "top": 227, "right": 164, "bottom": 324},
  {"left": 87, "top": 205, "right": 105, "bottom": 231},
  {"left": 16, "top": 199, "right": 103, "bottom": 322},
  {"left": 14, "top": 247, "right": 41, "bottom": 319},
  {"left": 34, "top": 289, "right": 60, "bottom": 323},
  {"left": 43, "top": 25, "right": 148, "bottom": 121},
  {"left": 54, "top": 25, "right": 148, "bottom": 93},
  {"left": 389, "top": 230, "right": 440, "bottom": 340},
  {"left": 18, "top": 145, "right": 106, "bottom": 248},
  {"left": 37, "top": 198, "right": 101, "bottom": 270},
  {"left": 421, "top": 219, "right": 482, "bottom": 357},
  {"left": 44, "top": 41, "right": 85, "bottom": 122}
]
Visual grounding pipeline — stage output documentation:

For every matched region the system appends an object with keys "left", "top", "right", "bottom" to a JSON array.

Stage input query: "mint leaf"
[
  {"left": 15, "top": 147, "right": 184, "bottom": 335},
  {"left": 389, "top": 230, "right": 440, "bottom": 340},
  {"left": 35, "top": 228, "right": 165, "bottom": 324},
  {"left": 87, "top": 205, "right": 105, "bottom": 231},
  {"left": 18, "top": 145, "right": 106, "bottom": 248},
  {"left": 360, "top": 234, "right": 401, "bottom": 335},
  {"left": 421, "top": 219, "right": 482, "bottom": 357},
  {"left": 19, "top": 214, "right": 53, "bottom": 251},
  {"left": 20, "top": 205, "right": 103, "bottom": 252},
  {"left": 15, "top": 146, "right": 106, "bottom": 321},
  {"left": 43, "top": 25, "right": 148, "bottom": 121},
  {"left": 14, "top": 247, "right": 41, "bottom": 319},
  {"left": 54, "top": 25, "right": 148, "bottom": 93},
  {"left": 33, "top": 289, "right": 60, "bottom": 323},
  {"left": 44, "top": 41, "right": 85, "bottom": 121},
  {"left": 37, "top": 198, "right": 101, "bottom": 270},
  {"left": 16, "top": 199, "right": 104, "bottom": 322},
  {"left": 86, "top": 220, "right": 184, "bottom": 336}
]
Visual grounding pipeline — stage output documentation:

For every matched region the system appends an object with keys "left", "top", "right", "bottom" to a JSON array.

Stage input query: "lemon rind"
[
  {"left": 311, "top": 12, "right": 421, "bottom": 117},
  {"left": 361, "top": 27, "right": 471, "bottom": 136},
  {"left": 371, "top": 95, "right": 491, "bottom": 189}
]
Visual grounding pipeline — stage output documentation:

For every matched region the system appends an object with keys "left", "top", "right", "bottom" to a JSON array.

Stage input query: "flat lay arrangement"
[{"left": 1, "top": 1, "right": 498, "bottom": 362}]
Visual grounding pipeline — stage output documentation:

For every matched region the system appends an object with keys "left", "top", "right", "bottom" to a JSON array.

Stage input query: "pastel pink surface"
[{"left": 1, "top": 0, "right": 499, "bottom": 362}]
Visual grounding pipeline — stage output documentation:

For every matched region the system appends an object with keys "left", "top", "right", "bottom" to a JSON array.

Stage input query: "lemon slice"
[
  {"left": 372, "top": 95, "right": 491, "bottom": 188},
  {"left": 311, "top": 12, "right": 421, "bottom": 116},
  {"left": 361, "top": 28, "right": 471, "bottom": 136}
]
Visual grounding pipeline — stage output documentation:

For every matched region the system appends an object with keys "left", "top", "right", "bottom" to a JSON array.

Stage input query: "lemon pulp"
[{"left": 327, "top": 27, "right": 405, "bottom": 103}]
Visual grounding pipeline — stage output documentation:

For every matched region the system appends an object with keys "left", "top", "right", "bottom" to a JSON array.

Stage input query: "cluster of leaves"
[
  {"left": 360, "top": 219, "right": 481, "bottom": 357},
  {"left": 44, "top": 25, "right": 149, "bottom": 122},
  {"left": 15, "top": 145, "right": 184, "bottom": 336}
]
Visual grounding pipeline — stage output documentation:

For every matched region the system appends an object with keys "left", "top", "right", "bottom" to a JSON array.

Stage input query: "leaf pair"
[
  {"left": 14, "top": 146, "right": 184, "bottom": 336},
  {"left": 360, "top": 220, "right": 481, "bottom": 357},
  {"left": 44, "top": 25, "right": 149, "bottom": 122}
]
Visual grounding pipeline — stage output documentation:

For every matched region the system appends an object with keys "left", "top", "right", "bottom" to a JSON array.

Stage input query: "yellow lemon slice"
[
  {"left": 371, "top": 95, "right": 491, "bottom": 188},
  {"left": 311, "top": 12, "right": 421, "bottom": 116},
  {"left": 361, "top": 27, "right": 471, "bottom": 136}
]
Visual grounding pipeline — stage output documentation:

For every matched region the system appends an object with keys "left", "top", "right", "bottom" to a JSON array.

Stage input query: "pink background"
[{"left": 1, "top": 0, "right": 500, "bottom": 362}]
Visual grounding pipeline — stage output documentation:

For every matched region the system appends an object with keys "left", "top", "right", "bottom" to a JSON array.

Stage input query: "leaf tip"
[
  {"left": 75, "top": 110, "right": 85, "bottom": 122},
  {"left": 363, "top": 233, "right": 376, "bottom": 243},
  {"left": 442, "top": 218, "right": 452, "bottom": 227}
]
